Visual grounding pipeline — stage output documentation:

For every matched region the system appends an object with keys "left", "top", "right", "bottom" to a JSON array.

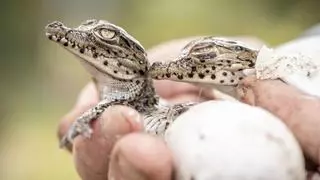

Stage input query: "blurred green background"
[{"left": 0, "top": 0, "right": 319, "bottom": 179}]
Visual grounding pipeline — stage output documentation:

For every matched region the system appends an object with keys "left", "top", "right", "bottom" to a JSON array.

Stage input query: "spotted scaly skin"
[
  {"left": 45, "top": 20, "right": 195, "bottom": 148},
  {"left": 149, "top": 37, "right": 259, "bottom": 97}
]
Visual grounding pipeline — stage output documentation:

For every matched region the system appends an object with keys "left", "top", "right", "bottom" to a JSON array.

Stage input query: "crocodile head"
[
  {"left": 149, "top": 36, "right": 259, "bottom": 85},
  {"left": 45, "top": 19, "right": 148, "bottom": 81}
]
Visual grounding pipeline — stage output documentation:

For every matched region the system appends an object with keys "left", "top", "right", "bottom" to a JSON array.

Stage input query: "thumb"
[{"left": 73, "top": 106, "right": 143, "bottom": 180}]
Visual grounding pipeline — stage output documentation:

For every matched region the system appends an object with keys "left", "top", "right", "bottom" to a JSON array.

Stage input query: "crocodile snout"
[{"left": 45, "top": 21, "right": 68, "bottom": 39}]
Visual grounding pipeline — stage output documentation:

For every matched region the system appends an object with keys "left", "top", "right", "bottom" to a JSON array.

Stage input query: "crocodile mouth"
[{"left": 46, "top": 33, "right": 125, "bottom": 80}]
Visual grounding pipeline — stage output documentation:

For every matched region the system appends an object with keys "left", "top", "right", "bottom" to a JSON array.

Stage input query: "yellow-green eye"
[{"left": 99, "top": 28, "right": 116, "bottom": 39}]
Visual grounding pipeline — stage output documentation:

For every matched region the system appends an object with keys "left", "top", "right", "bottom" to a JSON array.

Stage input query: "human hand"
[{"left": 238, "top": 77, "right": 320, "bottom": 179}]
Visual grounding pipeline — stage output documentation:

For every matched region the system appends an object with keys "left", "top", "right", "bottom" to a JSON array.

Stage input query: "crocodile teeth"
[
  {"left": 51, "top": 35, "right": 58, "bottom": 41},
  {"left": 60, "top": 37, "right": 68, "bottom": 44}
]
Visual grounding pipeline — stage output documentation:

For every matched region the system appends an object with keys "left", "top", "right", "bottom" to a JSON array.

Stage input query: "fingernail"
[{"left": 109, "top": 152, "right": 147, "bottom": 180}]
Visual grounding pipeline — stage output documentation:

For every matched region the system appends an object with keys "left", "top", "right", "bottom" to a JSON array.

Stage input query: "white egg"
[{"left": 165, "top": 101, "right": 305, "bottom": 180}]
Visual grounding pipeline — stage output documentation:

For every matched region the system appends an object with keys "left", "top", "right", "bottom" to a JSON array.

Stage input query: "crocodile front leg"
[{"left": 60, "top": 99, "right": 131, "bottom": 148}]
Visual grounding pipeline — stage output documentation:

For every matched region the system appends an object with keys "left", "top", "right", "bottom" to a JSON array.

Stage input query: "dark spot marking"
[
  {"left": 103, "top": 61, "right": 108, "bottom": 66},
  {"left": 231, "top": 72, "right": 235, "bottom": 76},
  {"left": 239, "top": 77, "right": 243, "bottom": 80},
  {"left": 205, "top": 70, "right": 210, "bottom": 73},
  {"left": 187, "top": 73, "right": 194, "bottom": 78},
  {"left": 200, "top": 59, "right": 205, "bottom": 63},
  {"left": 93, "top": 53, "right": 98, "bottom": 58},
  {"left": 203, "top": 65, "right": 207, "bottom": 68},
  {"left": 198, "top": 73, "right": 205, "bottom": 79},
  {"left": 48, "top": 35, "right": 52, "bottom": 40},
  {"left": 79, "top": 48, "right": 85, "bottom": 54},
  {"left": 185, "top": 57, "right": 192, "bottom": 61},
  {"left": 226, "top": 60, "right": 231, "bottom": 63},
  {"left": 248, "top": 63, "right": 254, "bottom": 67},
  {"left": 133, "top": 70, "right": 137, "bottom": 74},
  {"left": 230, "top": 79, "right": 234, "bottom": 83},
  {"left": 173, "top": 72, "right": 177, "bottom": 76},
  {"left": 220, "top": 80, "right": 225, "bottom": 83},
  {"left": 125, "top": 71, "right": 129, "bottom": 75},
  {"left": 91, "top": 47, "right": 96, "bottom": 51},
  {"left": 113, "top": 51, "right": 118, "bottom": 56},
  {"left": 165, "top": 73, "right": 171, "bottom": 78},
  {"left": 113, "top": 70, "right": 118, "bottom": 74},
  {"left": 71, "top": 44, "right": 76, "bottom": 48},
  {"left": 165, "top": 122, "right": 170, "bottom": 129},
  {"left": 161, "top": 74, "right": 165, "bottom": 78},
  {"left": 238, "top": 68, "right": 243, "bottom": 71},
  {"left": 136, "top": 80, "right": 140, "bottom": 85},
  {"left": 191, "top": 66, "right": 196, "bottom": 72},
  {"left": 177, "top": 74, "right": 183, "bottom": 80},
  {"left": 217, "top": 63, "right": 223, "bottom": 66},
  {"left": 63, "top": 42, "right": 68, "bottom": 46},
  {"left": 211, "top": 74, "right": 216, "bottom": 79},
  {"left": 139, "top": 70, "right": 145, "bottom": 75},
  {"left": 211, "top": 66, "right": 216, "bottom": 70},
  {"left": 222, "top": 72, "right": 227, "bottom": 76},
  {"left": 143, "top": 100, "right": 149, "bottom": 106},
  {"left": 106, "top": 49, "right": 111, "bottom": 54},
  {"left": 56, "top": 38, "right": 61, "bottom": 42},
  {"left": 117, "top": 62, "right": 122, "bottom": 67}
]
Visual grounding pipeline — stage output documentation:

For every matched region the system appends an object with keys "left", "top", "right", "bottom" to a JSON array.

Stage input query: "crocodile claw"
[{"left": 59, "top": 121, "right": 93, "bottom": 148}]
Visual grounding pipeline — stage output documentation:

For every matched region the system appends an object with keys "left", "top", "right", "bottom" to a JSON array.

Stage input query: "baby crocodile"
[
  {"left": 45, "top": 19, "right": 195, "bottom": 148},
  {"left": 149, "top": 36, "right": 258, "bottom": 97}
]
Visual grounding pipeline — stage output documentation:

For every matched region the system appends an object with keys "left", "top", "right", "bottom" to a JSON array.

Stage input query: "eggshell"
[{"left": 165, "top": 101, "right": 305, "bottom": 180}]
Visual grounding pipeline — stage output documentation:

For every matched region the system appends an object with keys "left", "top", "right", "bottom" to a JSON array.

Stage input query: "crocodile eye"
[
  {"left": 226, "top": 40, "right": 237, "bottom": 44},
  {"left": 99, "top": 28, "right": 116, "bottom": 39},
  {"left": 82, "top": 19, "right": 98, "bottom": 26},
  {"left": 235, "top": 46, "right": 244, "bottom": 51}
]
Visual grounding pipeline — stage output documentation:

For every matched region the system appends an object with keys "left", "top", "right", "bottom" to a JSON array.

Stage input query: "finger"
[
  {"left": 73, "top": 106, "right": 143, "bottom": 180},
  {"left": 154, "top": 80, "right": 216, "bottom": 103},
  {"left": 58, "top": 82, "right": 99, "bottom": 152},
  {"left": 238, "top": 77, "right": 320, "bottom": 165},
  {"left": 108, "top": 133, "right": 173, "bottom": 180},
  {"left": 154, "top": 80, "right": 199, "bottom": 99}
]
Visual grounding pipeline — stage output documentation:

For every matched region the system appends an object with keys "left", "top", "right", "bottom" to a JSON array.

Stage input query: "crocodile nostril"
[
  {"left": 46, "top": 21, "right": 64, "bottom": 30},
  {"left": 52, "top": 21, "right": 63, "bottom": 27}
]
